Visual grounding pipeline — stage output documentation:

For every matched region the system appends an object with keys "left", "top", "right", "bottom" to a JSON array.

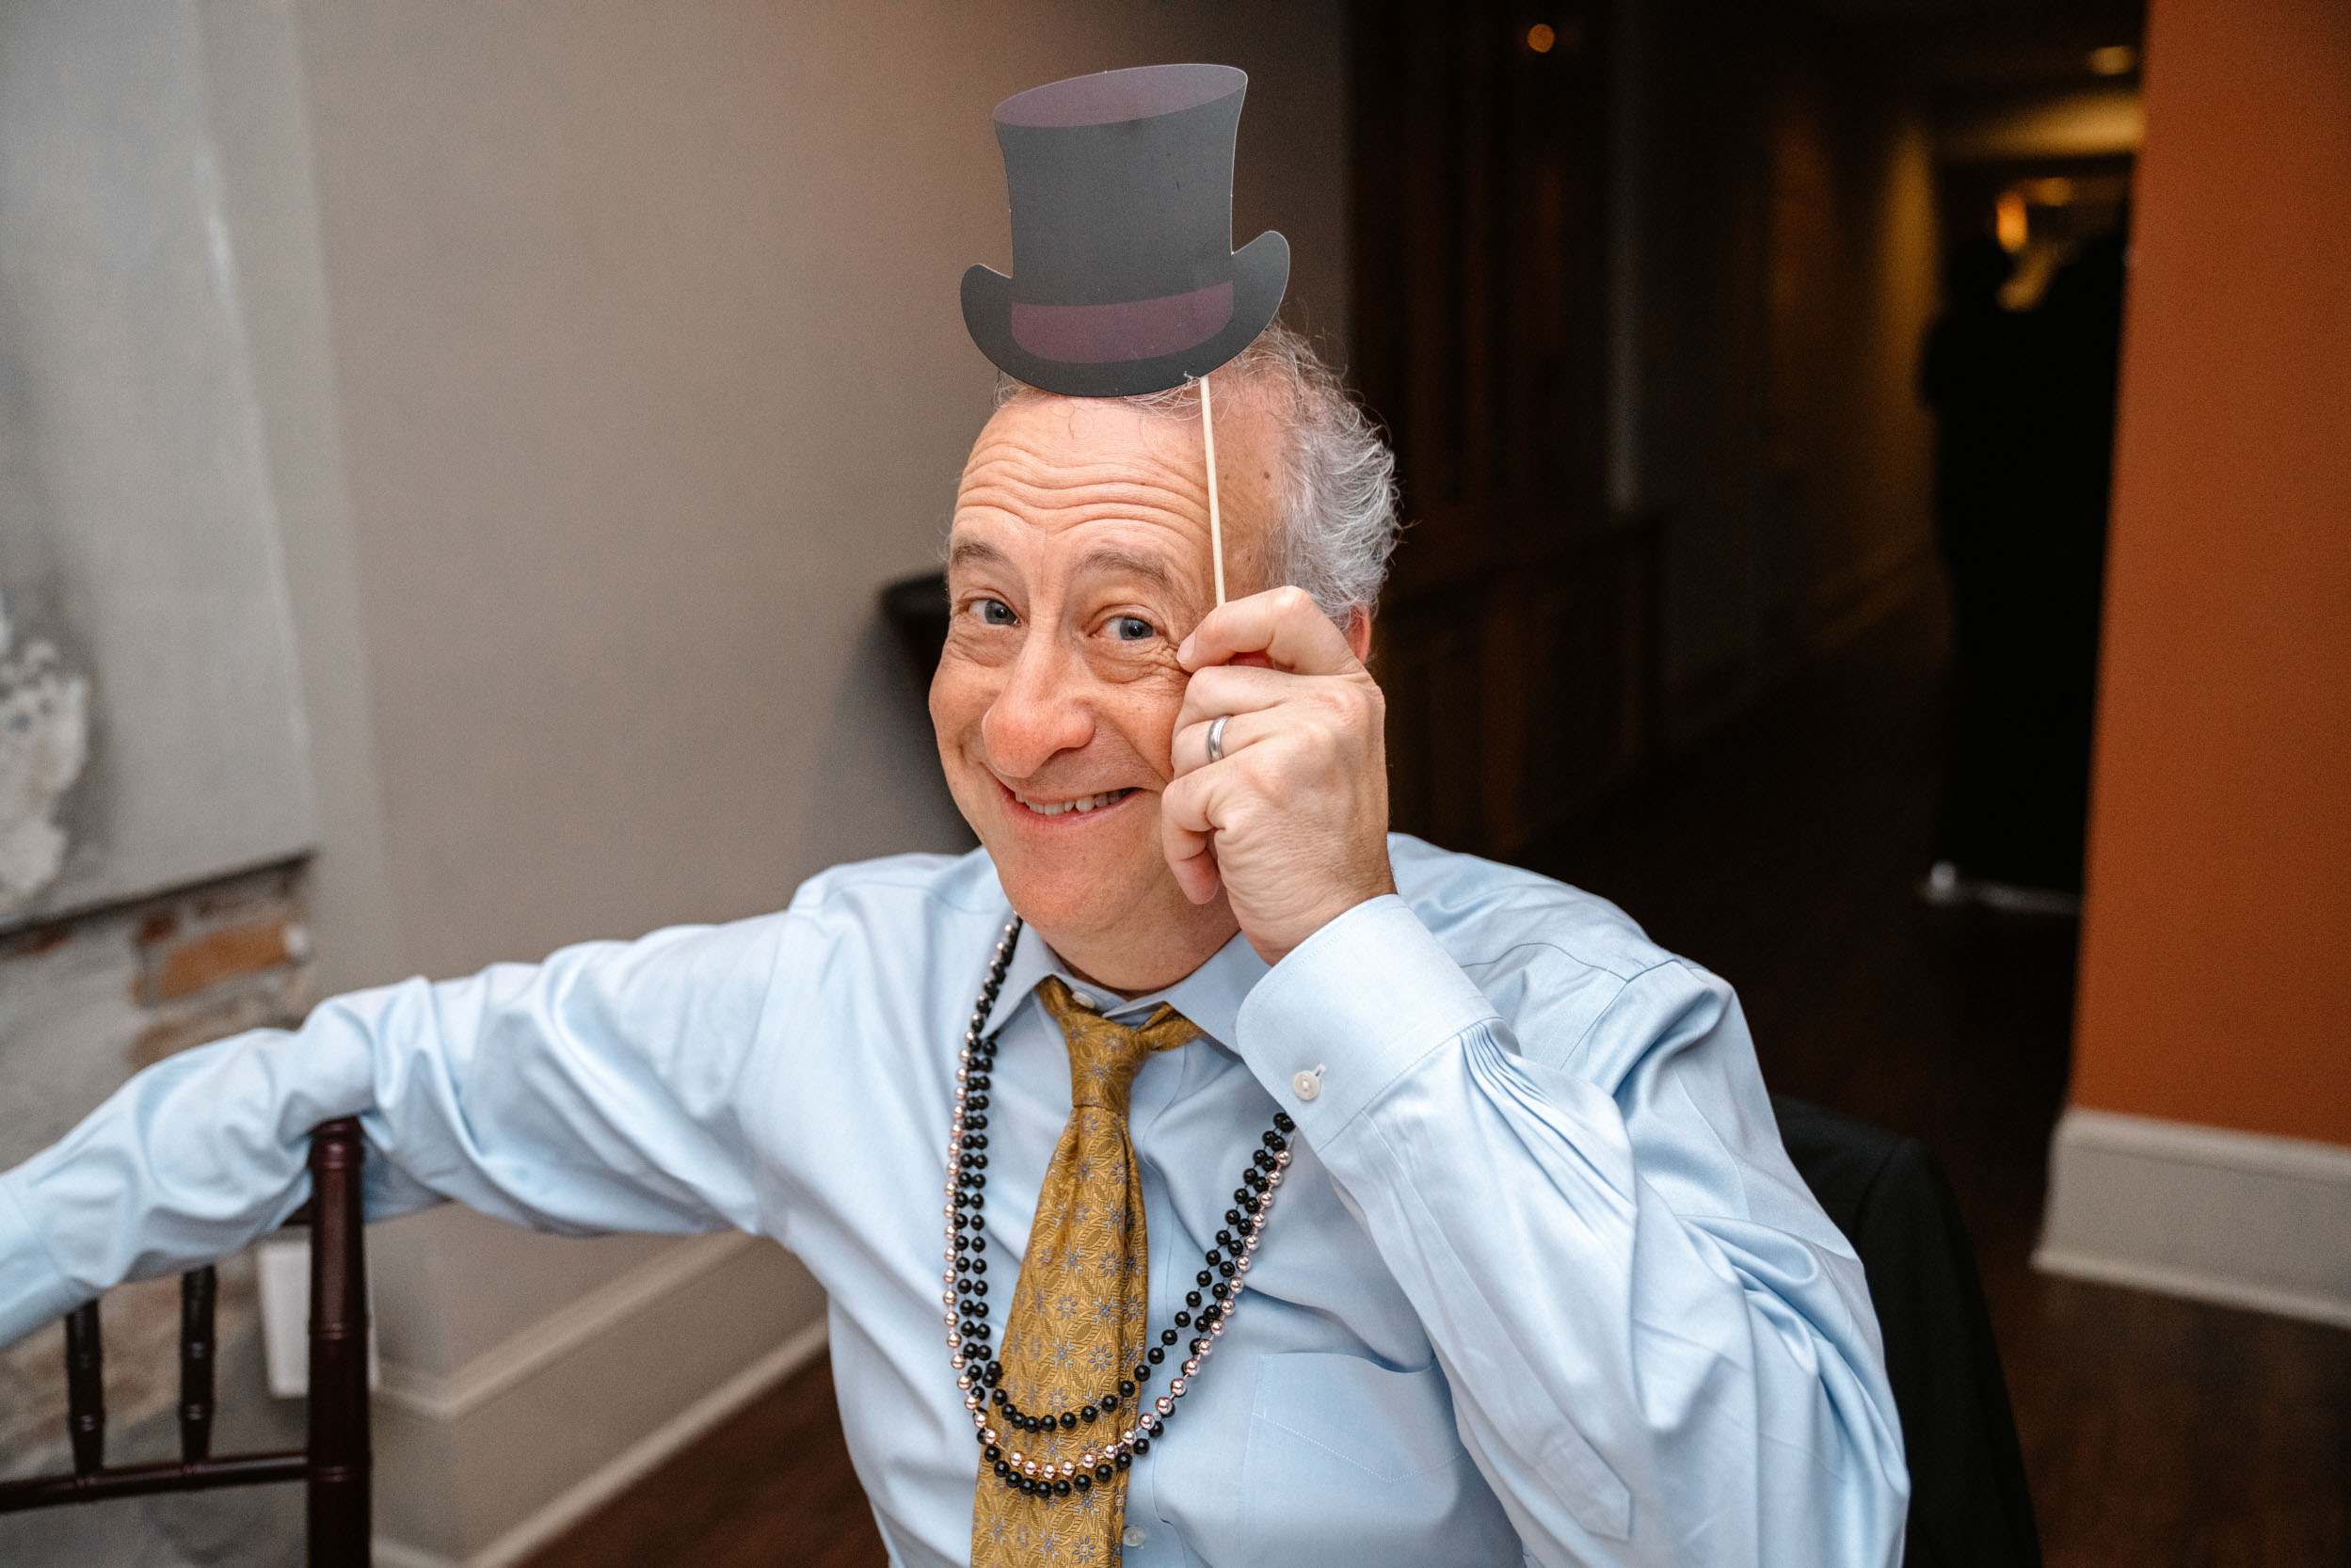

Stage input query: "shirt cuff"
[
  {"left": 1234, "top": 894, "right": 1499, "bottom": 1138},
  {"left": 0, "top": 1176, "right": 80, "bottom": 1347}
]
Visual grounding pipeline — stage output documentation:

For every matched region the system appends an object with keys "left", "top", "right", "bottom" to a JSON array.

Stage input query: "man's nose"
[{"left": 981, "top": 632, "right": 1094, "bottom": 778}]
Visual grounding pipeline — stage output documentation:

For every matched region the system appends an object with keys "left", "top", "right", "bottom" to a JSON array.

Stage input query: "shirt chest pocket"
[{"left": 1239, "top": 1351, "right": 1520, "bottom": 1568}]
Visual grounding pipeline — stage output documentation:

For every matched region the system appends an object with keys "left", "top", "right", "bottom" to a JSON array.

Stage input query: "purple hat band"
[{"left": 1008, "top": 280, "right": 1236, "bottom": 365}]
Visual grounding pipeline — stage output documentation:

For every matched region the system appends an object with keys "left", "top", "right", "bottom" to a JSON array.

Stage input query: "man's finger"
[
  {"left": 1171, "top": 709, "right": 1267, "bottom": 777},
  {"left": 1179, "top": 585, "right": 1358, "bottom": 678},
  {"left": 1174, "top": 664, "right": 1309, "bottom": 736},
  {"left": 1158, "top": 773, "right": 1224, "bottom": 904}
]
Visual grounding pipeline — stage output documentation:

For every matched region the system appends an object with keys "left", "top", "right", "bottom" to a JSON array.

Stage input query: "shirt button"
[
  {"left": 1071, "top": 990, "right": 1097, "bottom": 1010},
  {"left": 1292, "top": 1069, "right": 1320, "bottom": 1101},
  {"left": 1122, "top": 1524, "right": 1147, "bottom": 1547}
]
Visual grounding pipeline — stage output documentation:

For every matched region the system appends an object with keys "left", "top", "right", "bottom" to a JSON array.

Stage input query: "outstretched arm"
[{"left": 0, "top": 910, "right": 790, "bottom": 1347}]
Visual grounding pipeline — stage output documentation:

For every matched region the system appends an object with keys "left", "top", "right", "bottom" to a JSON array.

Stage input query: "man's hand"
[{"left": 1162, "top": 586, "right": 1396, "bottom": 966}]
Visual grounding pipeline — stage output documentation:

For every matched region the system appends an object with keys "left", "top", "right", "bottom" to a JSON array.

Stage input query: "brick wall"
[{"left": 0, "top": 861, "right": 314, "bottom": 1562}]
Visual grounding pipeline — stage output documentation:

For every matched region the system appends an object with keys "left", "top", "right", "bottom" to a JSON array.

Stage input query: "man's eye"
[
  {"left": 1112, "top": 616, "right": 1154, "bottom": 642},
  {"left": 977, "top": 600, "right": 1017, "bottom": 627}
]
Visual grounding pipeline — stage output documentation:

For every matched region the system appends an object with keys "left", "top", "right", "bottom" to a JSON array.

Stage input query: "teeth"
[{"left": 1016, "top": 789, "right": 1128, "bottom": 818}]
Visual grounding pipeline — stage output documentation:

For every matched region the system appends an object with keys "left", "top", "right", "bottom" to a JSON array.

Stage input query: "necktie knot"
[{"left": 1037, "top": 976, "right": 1202, "bottom": 1112}]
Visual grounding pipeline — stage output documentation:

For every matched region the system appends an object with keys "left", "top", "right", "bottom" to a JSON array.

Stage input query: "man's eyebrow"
[
  {"left": 947, "top": 538, "right": 1011, "bottom": 573},
  {"left": 1070, "top": 547, "right": 1183, "bottom": 594},
  {"left": 946, "top": 538, "right": 1188, "bottom": 597}
]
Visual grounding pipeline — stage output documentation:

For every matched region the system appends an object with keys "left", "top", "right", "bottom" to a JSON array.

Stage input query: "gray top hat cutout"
[{"left": 962, "top": 63, "right": 1290, "bottom": 398}]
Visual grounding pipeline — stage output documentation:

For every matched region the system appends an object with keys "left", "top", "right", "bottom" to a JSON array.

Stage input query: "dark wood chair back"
[{"left": 0, "top": 1118, "right": 372, "bottom": 1566}]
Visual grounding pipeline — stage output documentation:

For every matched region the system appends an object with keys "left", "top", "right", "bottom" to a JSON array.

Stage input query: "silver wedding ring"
[{"left": 1206, "top": 713, "right": 1229, "bottom": 765}]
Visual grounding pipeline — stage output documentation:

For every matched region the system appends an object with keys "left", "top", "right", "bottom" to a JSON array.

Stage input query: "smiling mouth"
[{"left": 1011, "top": 788, "right": 1138, "bottom": 819}]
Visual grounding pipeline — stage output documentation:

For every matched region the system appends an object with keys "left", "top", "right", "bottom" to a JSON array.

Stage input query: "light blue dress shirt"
[{"left": 0, "top": 836, "right": 1906, "bottom": 1566}]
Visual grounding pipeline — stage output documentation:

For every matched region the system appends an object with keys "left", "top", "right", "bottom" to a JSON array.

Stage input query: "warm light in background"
[
  {"left": 1997, "top": 190, "right": 2030, "bottom": 251},
  {"left": 1527, "top": 23, "right": 1556, "bottom": 53},
  {"left": 2087, "top": 44, "right": 2138, "bottom": 76},
  {"left": 1994, "top": 179, "right": 2078, "bottom": 255}
]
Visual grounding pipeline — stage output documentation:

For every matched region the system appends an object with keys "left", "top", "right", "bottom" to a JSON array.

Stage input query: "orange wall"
[{"left": 2071, "top": 0, "right": 2351, "bottom": 1146}]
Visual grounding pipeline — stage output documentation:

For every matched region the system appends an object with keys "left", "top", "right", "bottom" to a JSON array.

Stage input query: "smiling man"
[{"left": 0, "top": 67, "right": 1905, "bottom": 1568}]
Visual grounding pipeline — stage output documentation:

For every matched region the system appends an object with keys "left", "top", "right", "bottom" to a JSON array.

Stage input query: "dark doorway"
[{"left": 1351, "top": 1, "right": 1657, "bottom": 860}]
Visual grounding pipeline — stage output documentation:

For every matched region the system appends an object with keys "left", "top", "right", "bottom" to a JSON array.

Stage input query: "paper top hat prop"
[{"left": 963, "top": 63, "right": 1289, "bottom": 397}]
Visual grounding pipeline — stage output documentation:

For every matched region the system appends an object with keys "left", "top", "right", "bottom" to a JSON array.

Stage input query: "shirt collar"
[{"left": 992, "top": 920, "right": 1269, "bottom": 1052}]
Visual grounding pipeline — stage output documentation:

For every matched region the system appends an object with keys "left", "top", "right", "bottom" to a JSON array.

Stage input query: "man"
[{"left": 0, "top": 69, "right": 1905, "bottom": 1568}]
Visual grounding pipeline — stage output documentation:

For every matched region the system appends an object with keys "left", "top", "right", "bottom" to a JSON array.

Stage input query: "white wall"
[
  {"left": 0, "top": 0, "right": 316, "bottom": 931},
  {"left": 211, "top": 2, "right": 1350, "bottom": 1561}
]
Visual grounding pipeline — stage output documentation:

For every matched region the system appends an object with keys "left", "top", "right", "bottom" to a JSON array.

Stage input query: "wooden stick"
[{"left": 1200, "top": 372, "right": 1227, "bottom": 607}]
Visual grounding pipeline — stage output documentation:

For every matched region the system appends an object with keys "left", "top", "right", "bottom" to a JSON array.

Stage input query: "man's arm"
[
  {"left": 1163, "top": 588, "right": 1904, "bottom": 1565},
  {"left": 1237, "top": 900, "right": 1910, "bottom": 1568},
  {"left": 0, "top": 910, "right": 787, "bottom": 1347}
]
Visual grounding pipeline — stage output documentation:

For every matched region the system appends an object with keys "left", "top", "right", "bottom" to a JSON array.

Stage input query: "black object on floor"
[{"left": 1776, "top": 1096, "right": 2042, "bottom": 1568}]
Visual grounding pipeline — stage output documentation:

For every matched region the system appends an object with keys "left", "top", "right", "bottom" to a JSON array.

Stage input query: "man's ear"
[{"left": 1344, "top": 604, "right": 1373, "bottom": 664}]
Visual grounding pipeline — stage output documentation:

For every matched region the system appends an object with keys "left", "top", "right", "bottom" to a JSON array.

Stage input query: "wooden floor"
[
  {"left": 520, "top": 597, "right": 2348, "bottom": 1568},
  {"left": 516, "top": 1353, "right": 884, "bottom": 1568}
]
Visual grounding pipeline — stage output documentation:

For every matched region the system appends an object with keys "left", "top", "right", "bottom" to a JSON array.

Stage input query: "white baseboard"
[
  {"left": 373, "top": 1316, "right": 830, "bottom": 1568},
  {"left": 376, "top": 1231, "right": 759, "bottom": 1424},
  {"left": 2035, "top": 1107, "right": 2351, "bottom": 1330}
]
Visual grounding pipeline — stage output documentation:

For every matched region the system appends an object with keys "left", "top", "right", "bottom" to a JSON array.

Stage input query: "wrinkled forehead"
[
  {"left": 958, "top": 395, "right": 1200, "bottom": 512},
  {"left": 952, "top": 391, "right": 1276, "bottom": 567}
]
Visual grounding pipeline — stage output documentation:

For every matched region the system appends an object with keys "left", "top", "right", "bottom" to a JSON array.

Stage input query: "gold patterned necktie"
[{"left": 970, "top": 976, "right": 1202, "bottom": 1567}]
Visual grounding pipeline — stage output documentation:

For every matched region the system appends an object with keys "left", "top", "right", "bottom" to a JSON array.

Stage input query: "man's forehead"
[
  {"left": 953, "top": 402, "right": 1207, "bottom": 549},
  {"left": 957, "top": 391, "right": 1277, "bottom": 514},
  {"left": 960, "top": 396, "right": 1203, "bottom": 492},
  {"left": 949, "top": 392, "right": 1275, "bottom": 605}
]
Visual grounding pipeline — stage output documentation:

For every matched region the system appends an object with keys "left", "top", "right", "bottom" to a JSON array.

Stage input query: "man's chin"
[
  {"left": 984, "top": 836, "right": 1167, "bottom": 940},
  {"left": 990, "top": 846, "right": 1241, "bottom": 992},
  {"left": 995, "top": 859, "right": 1149, "bottom": 928}
]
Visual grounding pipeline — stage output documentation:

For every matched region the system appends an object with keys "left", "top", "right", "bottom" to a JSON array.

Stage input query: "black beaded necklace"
[{"left": 943, "top": 915, "right": 1298, "bottom": 1503}]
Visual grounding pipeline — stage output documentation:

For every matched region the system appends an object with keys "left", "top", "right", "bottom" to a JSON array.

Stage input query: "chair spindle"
[
  {"left": 179, "top": 1266, "right": 218, "bottom": 1463},
  {"left": 305, "top": 1116, "right": 372, "bottom": 1567},
  {"left": 63, "top": 1300, "right": 105, "bottom": 1476}
]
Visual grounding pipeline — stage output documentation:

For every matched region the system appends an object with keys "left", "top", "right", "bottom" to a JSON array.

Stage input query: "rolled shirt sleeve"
[
  {"left": 1235, "top": 894, "right": 1910, "bottom": 1568},
  {"left": 0, "top": 912, "right": 788, "bottom": 1349}
]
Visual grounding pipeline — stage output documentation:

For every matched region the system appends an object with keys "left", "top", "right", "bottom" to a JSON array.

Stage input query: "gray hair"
[{"left": 992, "top": 322, "right": 1402, "bottom": 622}]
